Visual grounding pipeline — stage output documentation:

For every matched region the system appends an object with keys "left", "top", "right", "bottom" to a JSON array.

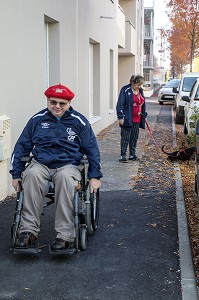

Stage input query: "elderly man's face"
[{"left": 47, "top": 97, "right": 71, "bottom": 117}]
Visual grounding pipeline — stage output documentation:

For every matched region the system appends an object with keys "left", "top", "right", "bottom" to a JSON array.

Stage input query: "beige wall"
[
  {"left": 0, "top": 0, "right": 144, "bottom": 199},
  {"left": 118, "top": 0, "right": 144, "bottom": 90}
]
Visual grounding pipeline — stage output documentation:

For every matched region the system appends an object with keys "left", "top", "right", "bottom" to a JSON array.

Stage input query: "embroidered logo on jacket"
[
  {"left": 66, "top": 128, "right": 77, "bottom": 141},
  {"left": 41, "top": 122, "right": 50, "bottom": 128}
]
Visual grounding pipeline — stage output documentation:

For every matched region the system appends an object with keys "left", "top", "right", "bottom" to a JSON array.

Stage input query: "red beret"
[{"left": 44, "top": 84, "right": 75, "bottom": 100}]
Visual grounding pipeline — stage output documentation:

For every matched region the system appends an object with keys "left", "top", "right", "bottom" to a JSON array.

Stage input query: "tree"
[
  {"left": 167, "top": 0, "right": 199, "bottom": 71},
  {"left": 169, "top": 28, "right": 190, "bottom": 75}
]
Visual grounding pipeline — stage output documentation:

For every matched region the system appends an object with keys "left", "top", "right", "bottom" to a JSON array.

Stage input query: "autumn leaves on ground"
[
  {"left": 175, "top": 125, "right": 199, "bottom": 287},
  {"left": 143, "top": 120, "right": 199, "bottom": 286},
  {"left": 98, "top": 110, "right": 199, "bottom": 286},
  {"left": 134, "top": 117, "right": 199, "bottom": 286}
]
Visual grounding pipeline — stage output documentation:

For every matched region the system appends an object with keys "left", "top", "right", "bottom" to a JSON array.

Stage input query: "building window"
[
  {"left": 109, "top": 49, "right": 114, "bottom": 111},
  {"left": 44, "top": 15, "right": 60, "bottom": 88},
  {"left": 89, "top": 43, "right": 94, "bottom": 118},
  {"left": 89, "top": 40, "right": 100, "bottom": 123},
  {"left": 44, "top": 22, "right": 50, "bottom": 88}
]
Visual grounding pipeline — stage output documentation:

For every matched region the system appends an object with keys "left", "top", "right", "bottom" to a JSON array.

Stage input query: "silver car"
[{"left": 158, "top": 79, "right": 180, "bottom": 105}]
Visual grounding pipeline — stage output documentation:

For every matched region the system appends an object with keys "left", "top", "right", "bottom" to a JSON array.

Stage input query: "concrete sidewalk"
[{"left": 98, "top": 97, "right": 158, "bottom": 192}]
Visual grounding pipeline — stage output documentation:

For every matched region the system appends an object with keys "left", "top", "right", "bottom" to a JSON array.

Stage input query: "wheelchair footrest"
[
  {"left": 48, "top": 245, "right": 76, "bottom": 255},
  {"left": 13, "top": 246, "right": 41, "bottom": 255}
]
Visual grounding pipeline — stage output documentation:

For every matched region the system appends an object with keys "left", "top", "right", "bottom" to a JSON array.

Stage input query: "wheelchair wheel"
[
  {"left": 80, "top": 226, "right": 88, "bottom": 250},
  {"left": 11, "top": 191, "right": 24, "bottom": 247},
  {"left": 11, "top": 222, "right": 19, "bottom": 248},
  {"left": 85, "top": 189, "right": 99, "bottom": 235},
  {"left": 85, "top": 186, "right": 93, "bottom": 235},
  {"left": 90, "top": 190, "right": 99, "bottom": 231}
]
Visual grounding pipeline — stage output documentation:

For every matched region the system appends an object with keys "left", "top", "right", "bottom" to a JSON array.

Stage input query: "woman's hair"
[{"left": 130, "top": 75, "right": 144, "bottom": 84}]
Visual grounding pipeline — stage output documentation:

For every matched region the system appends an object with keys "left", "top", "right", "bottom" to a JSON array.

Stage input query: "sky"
[
  {"left": 144, "top": 0, "right": 169, "bottom": 30},
  {"left": 154, "top": 0, "right": 169, "bottom": 31},
  {"left": 144, "top": 0, "right": 171, "bottom": 68}
]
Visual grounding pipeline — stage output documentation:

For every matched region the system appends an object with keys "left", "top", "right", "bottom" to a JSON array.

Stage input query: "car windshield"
[
  {"left": 164, "top": 79, "right": 180, "bottom": 88},
  {"left": 182, "top": 77, "right": 198, "bottom": 92}
]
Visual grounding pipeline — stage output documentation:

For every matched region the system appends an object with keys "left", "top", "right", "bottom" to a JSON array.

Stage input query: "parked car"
[
  {"left": 173, "top": 72, "right": 199, "bottom": 124},
  {"left": 143, "top": 81, "right": 151, "bottom": 91},
  {"left": 158, "top": 79, "right": 180, "bottom": 105},
  {"left": 182, "top": 77, "right": 199, "bottom": 135}
]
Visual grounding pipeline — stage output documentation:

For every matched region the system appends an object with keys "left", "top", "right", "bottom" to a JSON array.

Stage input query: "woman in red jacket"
[{"left": 116, "top": 75, "right": 147, "bottom": 163}]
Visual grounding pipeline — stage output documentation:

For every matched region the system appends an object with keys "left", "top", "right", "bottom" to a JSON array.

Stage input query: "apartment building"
[
  {"left": 0, "top": 0, "right": 144, "bottom": 199},
  {"left": 143, "top": 3, "right": 154, "bottom": 90}
]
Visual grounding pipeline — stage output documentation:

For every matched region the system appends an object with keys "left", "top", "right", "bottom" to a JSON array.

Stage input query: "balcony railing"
[
  {"left": 117, "top": 4, "right": 125, "bottom": 48},
  {"left": 144, "top": 25, "right": 153, "bottom": 38},
  {"left": 119, "top": 21, "right": 136, "bottom": 55},
  {"left": 143, "top": 54, "right": 153, "bottom": 67}
]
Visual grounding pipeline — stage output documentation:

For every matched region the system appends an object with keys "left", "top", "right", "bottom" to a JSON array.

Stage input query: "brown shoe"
[
  {"left": 15, "top": 232, "right": 37, "bottom": 249},
  {"left": 51, "top": 238, "right": 74, "bottom": 251}
]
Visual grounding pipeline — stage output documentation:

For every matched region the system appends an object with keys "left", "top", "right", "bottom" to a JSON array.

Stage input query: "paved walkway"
[{"left": 98, "top": 97, "right": 158, "bottom": 191}]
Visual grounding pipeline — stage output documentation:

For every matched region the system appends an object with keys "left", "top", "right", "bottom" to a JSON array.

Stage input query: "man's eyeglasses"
[{"left": 48, "top": 99, "right": 69, "bottom": 107}]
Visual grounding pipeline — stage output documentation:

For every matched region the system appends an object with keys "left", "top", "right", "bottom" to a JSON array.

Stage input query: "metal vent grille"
[
  {"left": 0, "top": 115, "right": 11, "bottom": 136},
  {"left": 3, "top": 118, "right": 10, "bottom": 131}
]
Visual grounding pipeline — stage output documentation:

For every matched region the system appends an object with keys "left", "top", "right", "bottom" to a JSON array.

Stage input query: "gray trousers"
[
  {"left": 120, "top": 123, "right": 140, "bottom": 157},
  {"left": 20, "top": 159, "right": 81, "bottom": 242}
]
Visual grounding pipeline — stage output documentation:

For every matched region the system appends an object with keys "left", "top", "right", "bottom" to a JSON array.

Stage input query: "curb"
[{"left": 172, "top": 108, "right": 199, "bottom": 300}]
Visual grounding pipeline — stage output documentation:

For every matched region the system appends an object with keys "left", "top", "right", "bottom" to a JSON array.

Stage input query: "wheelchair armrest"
[
  {"left": 80, "top": 158, "right": 88, "bottom": 164},
  {"left": 21, "top": 156, "right": 33, "bottom": 163}
]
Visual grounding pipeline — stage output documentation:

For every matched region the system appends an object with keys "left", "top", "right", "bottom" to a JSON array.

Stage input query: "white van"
[{"left": 174, "top": 72, "right": 199, "bottom": 124}]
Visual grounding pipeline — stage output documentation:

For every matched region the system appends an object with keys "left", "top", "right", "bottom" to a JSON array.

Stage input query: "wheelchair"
[{"left": 11, "top": 157, "right": 100, "bottom": 255}]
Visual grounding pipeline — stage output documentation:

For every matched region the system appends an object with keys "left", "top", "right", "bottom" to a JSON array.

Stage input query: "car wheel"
[
  {"left": 175, "top": 107, "right": 184, "bottom": 124},
  {"left": 159, "top": 101, "right": 163, "bottom": 105},
  {"left": 184, "top": 123, "right": 188, "bottom": 135}
]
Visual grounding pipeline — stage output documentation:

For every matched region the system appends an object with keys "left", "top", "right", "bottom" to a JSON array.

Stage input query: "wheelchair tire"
[
  {"left": 90, "top": 190, "right": 99, "bottom": 231},
  {"left": 11, "top": 191, "right": 24, "bottom": 247},
  {"left": 11, "top": 222, "right": 19, "bottom": 248},
  {"left": 85, "top": 186, "right": 94, "bottom": 235},
  {"left": 85, "top": 189, "right": 99, "bottom": 235},
  {"left": 80, "top": 227, "right": 87, "bottom": 250}
]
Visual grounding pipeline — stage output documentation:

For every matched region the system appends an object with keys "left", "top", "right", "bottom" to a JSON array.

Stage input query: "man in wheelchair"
[{"left": 10, "top": 83, "right": 102, "bottom": 254}]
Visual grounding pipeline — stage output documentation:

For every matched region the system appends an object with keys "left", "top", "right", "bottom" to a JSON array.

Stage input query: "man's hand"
[
  {"left": 89, "top": 178, "right": 101, "bottom": 193},
  {"left": 12, "top": 179, "right": 22, "bottom": 192}
]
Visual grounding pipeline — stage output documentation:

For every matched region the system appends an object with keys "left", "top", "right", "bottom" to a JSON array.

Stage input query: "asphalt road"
[{"left": 0, "top": 99, "right": 184, "bottom": 300}]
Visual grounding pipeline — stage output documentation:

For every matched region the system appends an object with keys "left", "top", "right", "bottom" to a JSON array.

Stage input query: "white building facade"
[
  {"left": 0, "top": 0, "right": 144, "bottom": 199},
  {"left": 143, "top": 5, "right": 154, "bottom": 90}
]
